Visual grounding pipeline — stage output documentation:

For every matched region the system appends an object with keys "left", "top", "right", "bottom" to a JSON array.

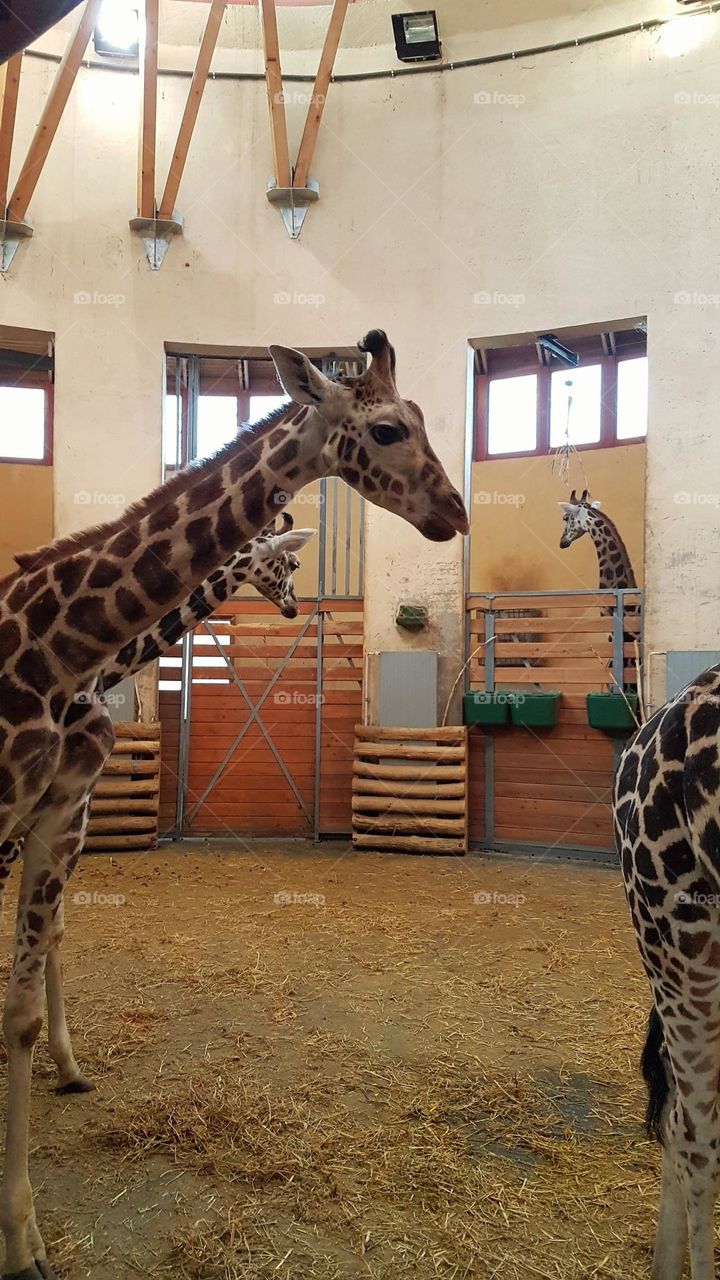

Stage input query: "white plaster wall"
[{"left": 3, "top": 0, "right": 720, "bottom": 713}]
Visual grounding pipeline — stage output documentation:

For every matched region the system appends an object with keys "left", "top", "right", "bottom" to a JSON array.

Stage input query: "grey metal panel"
[
  {"left": 378, "top": 651, "right": 437, "bottom": 728},
  {"left": 104, "top": 677, "right": 134, "bottom": 723},
  {"left": 666, "top": 650, "right": 720, "bottom": 701}
]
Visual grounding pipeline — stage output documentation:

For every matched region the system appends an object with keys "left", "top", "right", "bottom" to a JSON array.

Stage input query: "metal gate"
[{"left": 159, "top": 349, "right": 366, "bottom": 840}]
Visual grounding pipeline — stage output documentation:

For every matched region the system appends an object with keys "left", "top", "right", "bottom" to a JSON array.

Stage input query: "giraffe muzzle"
[{"left": 420, "top": 492, "right": 470, "bottom": 541}]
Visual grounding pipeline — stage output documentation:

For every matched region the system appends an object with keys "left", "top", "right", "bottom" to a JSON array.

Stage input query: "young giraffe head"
[
  {"left": 558, "top": 488, "right": 602, "bottom": 548},
  {"left": 240, "top": 513, "right": 314, "bottom": 619},
  {"left": 270, "top": 330, "right": 469, "bottom": 542}
]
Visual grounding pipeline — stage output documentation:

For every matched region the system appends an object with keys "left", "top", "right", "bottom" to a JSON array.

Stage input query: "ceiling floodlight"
[
  {"left": 94, "top": 0, "right": 140, "bottom": 58},
  {"left": 392, "top": 10, "right": 441, "bottom": 63}
]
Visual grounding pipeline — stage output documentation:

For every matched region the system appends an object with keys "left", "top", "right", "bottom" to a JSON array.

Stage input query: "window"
[
  {"left": 0, "top": 386, "right": 51, "bottom": 463},
  {"left": 549, "top": 364, "right": 602, "bottom": 448},
  {"left": 475, "top": 329, "right": 647, "bottom": 460},
  {"left": 249, "top": 394, "right": 289, "bottom": 422},
  {"left": 487, "top": 375, "right": 537, "bottom": 456},
  {"left": 196, "top": 395, "right": 239, "bottom": 458},
  {"left": 617, "top": 357, "right": 648, "bottom": 441}
]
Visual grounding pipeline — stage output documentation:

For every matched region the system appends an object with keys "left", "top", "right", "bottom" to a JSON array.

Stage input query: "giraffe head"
[
  {"left": 558, "top": 489, "right": 602, "bottom": 548},
  {"left": 269, "top": 330, "right": 469, "bottom": 541},
  {"left": 240, "top": 514, "right": 315, "bottom": 619}
]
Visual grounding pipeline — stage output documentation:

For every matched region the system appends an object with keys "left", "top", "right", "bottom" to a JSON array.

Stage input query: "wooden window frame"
[
  {"left": 474, "top": 352, "right": 647, "bottom": 462},
  {"left": 0, "top": 373, "right": 53, "bottom": 467}
]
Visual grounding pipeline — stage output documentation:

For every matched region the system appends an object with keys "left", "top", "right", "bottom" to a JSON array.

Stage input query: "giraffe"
[
  {"left": 613, "top": 664, "right": 720, "bottom": 1280},
  {"left": 0, "top": 329, "right": 468, "bottom": 1279},
  {"left": 0, "top": 514, "right": 316, "bottom": 1097},
  {"left": 558, "top": 488, "right": 637, "bottom": 590}
]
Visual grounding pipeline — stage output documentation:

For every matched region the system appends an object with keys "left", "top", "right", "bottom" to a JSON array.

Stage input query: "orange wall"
[
  {"left": 469, "top": 444, "right": 645, "bottom": 593},
  {"left": 0, "top": 465, "right": 54, "bottom": 577}
]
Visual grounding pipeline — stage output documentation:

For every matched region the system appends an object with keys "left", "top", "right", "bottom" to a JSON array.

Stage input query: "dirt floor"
[{"left": 0, "top": 842, "right": 661, "bottom": 1280}]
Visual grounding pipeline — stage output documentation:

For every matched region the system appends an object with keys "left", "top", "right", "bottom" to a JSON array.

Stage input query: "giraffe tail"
[{"left": 641, "top": 1004, "right": 669, "bottom": 1143}]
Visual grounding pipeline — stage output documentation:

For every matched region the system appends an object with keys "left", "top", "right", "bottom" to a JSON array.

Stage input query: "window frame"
[
  {"left": 474, "top": 352, "right": 647, "bottom": 461},
  {"left": 0, "top": 372, "right": 54, "bottom": 467}
]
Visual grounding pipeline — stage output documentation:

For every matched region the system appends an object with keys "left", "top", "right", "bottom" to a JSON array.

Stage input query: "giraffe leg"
[
  {"left": 651, "top": 1149, "right": 688, "bottom": 1280},
  {"left": 659, "top": 1045, "right": 720, "bottom": 1280},
  {"left": 45, "top": 897, "right": 93, "bottom": 1096},
  {"left": 0, "top": 805, "right": 90, "bottom": 1279}
]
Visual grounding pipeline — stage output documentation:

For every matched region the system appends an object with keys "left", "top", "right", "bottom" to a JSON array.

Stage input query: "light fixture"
[
  {"left": 391, "top": 10, "right": 441, "bottom": 63},
  {"left": 94, "top": 0, "right": 140, "bottom": 58}
]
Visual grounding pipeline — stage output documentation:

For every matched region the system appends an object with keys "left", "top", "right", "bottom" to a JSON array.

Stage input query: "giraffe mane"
[{"left": 14, "top": 403, "right": 299, "bottom": 573}]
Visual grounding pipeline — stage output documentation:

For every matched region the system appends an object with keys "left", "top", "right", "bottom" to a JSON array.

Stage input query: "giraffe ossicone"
[{"left": 0, "top": 329, "right": 468, "bottom": 1279}]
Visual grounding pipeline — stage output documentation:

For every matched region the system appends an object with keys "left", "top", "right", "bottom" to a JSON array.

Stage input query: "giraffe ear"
[
  {"left": 269, "top": 346, "right": 329, "bottom": 405},
  {"left": 558, "top": 502, "right": 574, "bottom": 514},
  {"left": 269, "top": 528, "right": 316, "bottom": 554},
  {"left": 590, "top": 500, "right": 602, "bottom": 509}
]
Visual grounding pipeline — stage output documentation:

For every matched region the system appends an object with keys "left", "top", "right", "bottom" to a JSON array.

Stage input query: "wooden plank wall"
[
  {"left": 158, "top": 599, "right": 363, "bottom": 838},
  {"left": 467, "top": 593, "right": 641, "bottom": 852}
]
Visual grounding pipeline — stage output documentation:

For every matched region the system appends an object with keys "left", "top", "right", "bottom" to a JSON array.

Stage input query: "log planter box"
[
  {"left": 351, "top": 724, "right": 469, "bottom": 855},
  {"left": 85, "top": 723, "right": 161, "bottom": 853}
]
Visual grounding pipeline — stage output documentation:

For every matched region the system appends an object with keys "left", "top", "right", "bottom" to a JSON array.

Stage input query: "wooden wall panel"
[
  {"left": 158, "top": 599, "right": 363, "bottom": 838},
  {"left": 466, "top": 593, "right": 640, "bottom": 854}
]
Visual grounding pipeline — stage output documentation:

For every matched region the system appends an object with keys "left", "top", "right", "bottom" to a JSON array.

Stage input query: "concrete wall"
[{"left": 2, "top": 0, "right": 719, "bottom": 714}]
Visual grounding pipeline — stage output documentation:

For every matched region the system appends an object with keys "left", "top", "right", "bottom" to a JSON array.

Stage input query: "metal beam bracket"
[
  {"left": 0, "top": 217, "right": 32, "bottom": 273},
  {"left": 129, "top": 211, "right": 183, "bottom": 270},
  {"left": 266, "top": 177, "right": 319, "bottom": 239}
]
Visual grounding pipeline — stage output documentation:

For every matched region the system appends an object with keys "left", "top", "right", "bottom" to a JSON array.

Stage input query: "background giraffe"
[{"left": 558, "top": 489, "right": 637, "bottom": 590}]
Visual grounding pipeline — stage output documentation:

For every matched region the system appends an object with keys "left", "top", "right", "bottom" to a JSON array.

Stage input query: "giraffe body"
[
  {"left": 614, "top": 665, "right": 720, "bottom": 1279},
  {"left": 0, "top": 330, "right": 468, "bottom": 1277}
]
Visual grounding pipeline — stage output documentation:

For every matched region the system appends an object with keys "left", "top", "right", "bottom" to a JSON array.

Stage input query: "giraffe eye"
[{"left": 370, "top": 423, "right": 404, "bottom": 446}]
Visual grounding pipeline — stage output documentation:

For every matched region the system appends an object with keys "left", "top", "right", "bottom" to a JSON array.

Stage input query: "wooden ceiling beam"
[
  {"left": 7, "top": 0, "right": 102, "bottom": 225},
  {"left": 293, "top": 0, "right": 348, "bottom": 190},
  {"left": 0, "top": 55, "right": 22, "bottom": 217},
  {"left": 158, "top": 0, "right": 226, "bottom": 219},
  {"left": 137, "top": 0, "right": 160, "bottom": 219},
  {"left": 259, "top": 0, "right": 291, "bottom": 190}
]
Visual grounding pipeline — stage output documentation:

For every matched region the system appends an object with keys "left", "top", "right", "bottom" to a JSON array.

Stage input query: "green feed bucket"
[
  {"left": 509, "top": 691, "right": 561, "bottom": 729},
  {"left": 463, "top": 692, "right": 510, "bottom": 727},
  {"left": 586, "top": 692, "right": 639, "bottom": 732}
]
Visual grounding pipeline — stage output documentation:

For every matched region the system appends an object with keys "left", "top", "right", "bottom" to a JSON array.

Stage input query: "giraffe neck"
[
  {"left": 585, "top": 511, "right": 636, "bottom": 590},
  {"left": 99, "top": 550, "right": 258, "bottom": 690},
  {"left": 3, "top": 404, "right": 324, "bottom": 684}
]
